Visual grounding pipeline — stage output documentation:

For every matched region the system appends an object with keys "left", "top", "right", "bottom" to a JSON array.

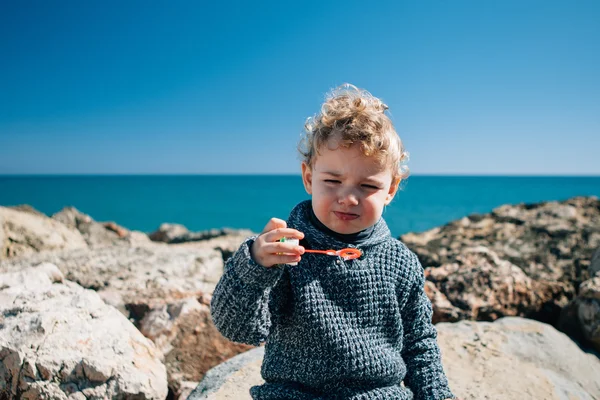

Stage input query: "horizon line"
[{"left": 1, "top": 173, "right": 600, "bottom": 178}]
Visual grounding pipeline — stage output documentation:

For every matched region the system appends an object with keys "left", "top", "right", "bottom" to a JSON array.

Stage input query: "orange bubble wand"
[
  {"left": 303, "top": 248, "right": 362, "bottom": 260},
  {"left": 280, "top": 237, "right": 362, "bottom": 261}
]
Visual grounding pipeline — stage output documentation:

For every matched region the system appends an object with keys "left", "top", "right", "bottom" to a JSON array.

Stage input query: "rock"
[
  {"left": 103, "top": 221, "right": 128, "bottom": 237},
  {"left": 139, "top": 299, "right": 252, "bottom": 399},
  {"left": 188, "top": 318, "right": 600, "bottom": 400},
  {"left": 0, "top": 264, "right": 168, "bottom": 399},
  {"left": 7, "top": 204, "right": 46, "bottom": 217},
  {"left": 202, "top": 232, "right": 256, "bottom": 262},
  {"left": 149, "top": 223, "right": 190, "bottom": 243},
  {"left": 559, "top": 277, "right": 600, "bottom": 353},
  {"left": 52, "top": 206, "right": 136, "bottom": 248},
  {"left": 0, "top": 206, "right": 88, "bottom": 260},
  {"left": 0, "top": 242, "right": 224, "bottom": 303},
  {"left": 591, "top": 247, "right": 600, "bottom": 277},
  {"left": 578, "top": 277, "right": 600, "bottom": 352},
  {"left": 425, "top": 246, "right": 569, "bottom": 323},
  {"left": 402, "top": 196, "right": 600, "bottom": 326},
  {"left": 0, "top": 261, "right": 63, "bottom": 289},
  {"left": 126, "top": 230, "right": 153, "bottom": 246},
  {"left": 0, "top": 237, "right": 247, "bottom": 398},
  {"left": 149, "top": 223, "right": 254, "bottom": 245},
  {"left": 188, "top": 347, "right": 264, "bottom": 400}
]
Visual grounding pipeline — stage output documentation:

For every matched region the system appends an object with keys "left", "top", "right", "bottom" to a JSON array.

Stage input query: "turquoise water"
[{"left": 1, "top": 175, "right": 598, "bottom": 237}]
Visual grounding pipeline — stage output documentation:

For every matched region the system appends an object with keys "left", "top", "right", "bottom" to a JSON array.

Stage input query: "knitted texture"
[{"left": 211, "top": 201, "right": 455, "bottom": 400}]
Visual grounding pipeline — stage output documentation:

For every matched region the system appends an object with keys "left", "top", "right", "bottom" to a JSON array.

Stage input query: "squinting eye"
[
  {"left": 362, "top": 184, "right": 380, "bottom": 190},
  {"left": 324, "top": 179, "right": 341, "bottom": 184}
]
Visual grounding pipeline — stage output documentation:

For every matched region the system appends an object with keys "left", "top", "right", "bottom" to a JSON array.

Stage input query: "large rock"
[
  {"left": 402, "top": 196, "right": 600, "bottom": 326},
  {"left": 0, "top": 236, "right": 249, "bottom": 398},
  {"left": 0, "top": 264, "right": 168, "bottom": 399},
  {"left": 189, "top": 318, "right": 600, "bottom": 400},
  {"left": 0, "top": 206, "right": 88, "bottom": 260},
  {"left": 423, "top": 246, "right": 568, "bottom": 323},
  {"left": 440, "top": 317, "right": 600, "bottom": 399},
  {"left": 52, "top": 206, "right": 150, "bottom": 248},
  {"left": 0, "top": 242, "right": 224, "bottom": 299}
]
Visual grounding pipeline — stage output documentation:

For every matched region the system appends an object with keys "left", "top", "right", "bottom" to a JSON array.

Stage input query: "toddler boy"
[{"left": 211, "top": 84, "right": 455, "bottom": 400}]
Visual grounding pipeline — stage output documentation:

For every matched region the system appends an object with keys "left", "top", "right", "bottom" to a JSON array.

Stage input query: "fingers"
[
  {"left": 261, "top": 218, "right": 304, "bottom": 242},
  {"left": 264, "top": 228, "right": 304, "bottom": 243},
  {"left": 262, "top": 217, "right": 287, "bottom": 233},
  {"left": 252, "top": 218, "right": 305, "bottom": 268},
  {"left": 262, "top": 241, "right": 305, "bottom": 257}
]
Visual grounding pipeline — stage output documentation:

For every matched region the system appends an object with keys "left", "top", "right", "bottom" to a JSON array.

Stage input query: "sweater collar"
[
  {"left": 287, "top": 200, "right": 391, "bottom": 250},
  {"left": 307, "top": 206, "right": 375, "bottom": 245}
]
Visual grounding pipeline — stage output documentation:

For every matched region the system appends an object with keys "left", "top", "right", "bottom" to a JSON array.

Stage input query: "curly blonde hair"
[{"left": 299, "top": 84, "right": 410, "bottom": 181}]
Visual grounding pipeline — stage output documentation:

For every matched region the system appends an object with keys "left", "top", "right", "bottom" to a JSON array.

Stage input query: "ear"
[
  {"left": 384, "top": 178, "right": 400, "bottom": 205},
  {"left": 301, "top": 162, "right": 313, "bottom": 195}
]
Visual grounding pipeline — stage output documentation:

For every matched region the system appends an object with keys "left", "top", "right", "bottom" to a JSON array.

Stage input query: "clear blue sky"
[{"left": 1, "top": 0, "right": 599, "bottom": 175}]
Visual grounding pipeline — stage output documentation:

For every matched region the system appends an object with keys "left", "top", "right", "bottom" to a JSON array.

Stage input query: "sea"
[{"left": 1, "top": 175, "right": 598, "bottom": 238}]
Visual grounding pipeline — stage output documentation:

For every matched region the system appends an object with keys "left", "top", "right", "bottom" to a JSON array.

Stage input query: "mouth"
[{"left": 334, "top": 211, "right": 360, "bottom": 221}]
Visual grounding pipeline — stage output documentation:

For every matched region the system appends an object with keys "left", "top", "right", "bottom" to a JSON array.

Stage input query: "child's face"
[{"left": 301, "top": 141, "right": 399, "bottom": 234}]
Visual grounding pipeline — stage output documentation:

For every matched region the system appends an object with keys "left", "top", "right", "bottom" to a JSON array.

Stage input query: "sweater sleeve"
[
  {"left": 401, "top": 253, "right": 455, "bottom": 400},
  {"left": 210, "top": 237, "right": 284, "bottom": 346}
]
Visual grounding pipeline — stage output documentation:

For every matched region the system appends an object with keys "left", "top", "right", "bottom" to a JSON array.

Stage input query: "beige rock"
[
  {"left": 52, "top": 206, "right": 146, "bottom": 248},
  {"left": 0, "top": 242, "right": 224, "bottom": 296},
  {"left": 0, "top": 264, "right": 168, "bottom": 399},
  {"left": 189, "top": 318, "right": 600, "bottom": 400},
  {"left": 149, "top": 223, "right": 190, "bottom": 242},
  {"left": 0, "top": 231, "right": 250, "bottom": 398},
  {"left": 0, "top": 206, "right": 88, "bottom": 260}
]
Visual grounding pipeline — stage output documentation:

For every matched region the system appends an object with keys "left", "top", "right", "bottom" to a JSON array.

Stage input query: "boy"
[{"left": 211, "top": 84, "right": 455, "bottom": 399}]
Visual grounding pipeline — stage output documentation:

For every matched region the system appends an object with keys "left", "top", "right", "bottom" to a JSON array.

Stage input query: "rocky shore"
[{"left": 1, "top": 196, "right": 599, "bottom": 399}]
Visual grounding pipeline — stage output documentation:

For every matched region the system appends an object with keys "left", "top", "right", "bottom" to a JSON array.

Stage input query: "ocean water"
[{"left": 0, "top": 175, "right": 598, "bottom": 237}]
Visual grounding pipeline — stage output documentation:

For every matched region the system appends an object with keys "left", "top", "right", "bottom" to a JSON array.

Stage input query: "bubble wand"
[
  {"left": 303, "top": 248, "right": 362, "bottom": 260},
  {"left": 280, "top": 238, "right": 362, "bottom": 261}
]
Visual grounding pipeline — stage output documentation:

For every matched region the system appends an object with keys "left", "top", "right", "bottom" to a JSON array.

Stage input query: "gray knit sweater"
[{"left": 211, "top": 201, "right": 455, "bottom": 400}]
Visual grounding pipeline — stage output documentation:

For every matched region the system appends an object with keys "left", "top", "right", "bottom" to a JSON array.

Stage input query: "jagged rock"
[
  {"left": 188, "top": 318, "right": 600, "bottom": 400},
  {"left": 0, "top": 206, "right": 88, "bottom": 260},
  {"left": 559, "top": 277, "right": 600, "bottom": 353},
  {"left": 52, "top": 206, "right": 149, "bottom": 248},
  {"left": 149, "top": 223, "right": 190, "bottom": 243},
  {"left": 578, "top": 277, "right": 600, "bottom": 352},
  {"left": 103, "top": 221, "right": 128, "bottom": 237},
  {"left": 424, "top": 246, "right": 568, "bottom": 323},
  {"left": 149, "top": 223, "right": 254, "bottom": 245},
  {"left": 7, "top": 204, "right": 46, "bottom": 217},
  {"left": 0, "top": 237, "right": 246, "bottom": 398},
  {"left": 0, "top": 264, "right": 168, "bottom": 399},
  {"left": 402, "top": 196, "right": 600, "bottom": 326},
  {"left": 0, "top": 242, "right": 224, "bottom": 305},
  {"left": 591, "top": 247, "right": 600, "bottom": 277},
  {"left": 139, "top": 299, "right": 252, "bottom": 399}
]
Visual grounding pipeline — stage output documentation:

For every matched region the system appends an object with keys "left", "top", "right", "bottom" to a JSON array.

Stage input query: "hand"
[{"left": 251, "top": 218, "right": 305, "bottom": 268}]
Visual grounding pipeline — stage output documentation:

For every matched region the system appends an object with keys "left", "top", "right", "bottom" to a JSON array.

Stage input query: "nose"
[{"left": 338, "top": 187, "right": 359, "bottom": 206}]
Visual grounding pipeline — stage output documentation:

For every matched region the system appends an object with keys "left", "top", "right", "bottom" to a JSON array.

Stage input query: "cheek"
[
  {"left": 315, "top": 185, "right": 336, "bottom": 198},
  {"left": 364, "top": 195, "right": 387, "bottom": 213}
]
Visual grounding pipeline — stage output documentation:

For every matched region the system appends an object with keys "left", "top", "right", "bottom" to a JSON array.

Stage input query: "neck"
[{"left": 308, "top": 205, "right": 375, "bottom": 245}]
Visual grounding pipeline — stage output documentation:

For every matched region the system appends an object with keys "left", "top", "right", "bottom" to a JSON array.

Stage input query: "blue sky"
[{"left": 1, "top": 1, "right": 599, "bottom": 175}]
